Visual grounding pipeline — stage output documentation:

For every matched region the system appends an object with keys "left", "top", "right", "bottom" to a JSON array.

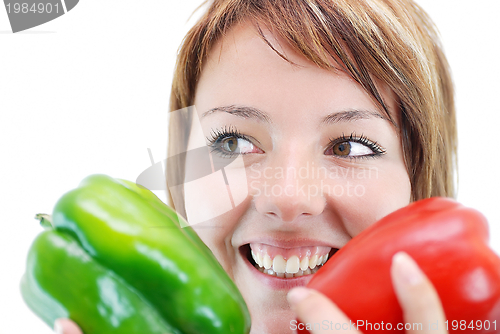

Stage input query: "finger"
[
  {"left": 391, "top": 252, "right": 447, "bottom": 334},
  {"left": 54, "top": 318, "right": 83, "bottom": 334},
  {"left": 287, "top": 287, "right": 359, "bottom": 333}
]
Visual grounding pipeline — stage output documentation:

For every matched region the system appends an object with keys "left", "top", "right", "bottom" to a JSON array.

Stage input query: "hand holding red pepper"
[
  {"left": 288, "top": 198, "right": 500, "bottom": 334},
  {"left": 288, "top": 252, "right": 448, "bottom": 334}
]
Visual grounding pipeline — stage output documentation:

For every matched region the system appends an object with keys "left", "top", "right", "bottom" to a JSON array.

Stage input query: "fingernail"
[
  {"left": 287, "top": 287, "right": 311, "bottom": 305},
  {"left": 54, "top": 319, "right": 63, "bottom": 334},
  {"left": 392, "top": 252, "right": 424, "bottom": 286}
]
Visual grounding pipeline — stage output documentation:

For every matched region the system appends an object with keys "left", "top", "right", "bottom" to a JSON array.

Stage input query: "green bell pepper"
[{"left": 21, "top": 174, "right": 251, "bottom": 334}]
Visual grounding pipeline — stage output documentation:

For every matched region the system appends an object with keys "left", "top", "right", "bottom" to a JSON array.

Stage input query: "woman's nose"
[{"left": 251, "top": 150, "right": 326, "bottom": 222}]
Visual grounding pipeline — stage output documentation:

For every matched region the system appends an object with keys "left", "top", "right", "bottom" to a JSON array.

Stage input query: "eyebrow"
[
  {"left": 201, "top": 105, "right": 387, "bottom": 124},
  {"left": 201, "top": 105, "right": 272, "bottom": 123},
  {"left": 321, "top": 109, "right": 387, "bottom": 124}
]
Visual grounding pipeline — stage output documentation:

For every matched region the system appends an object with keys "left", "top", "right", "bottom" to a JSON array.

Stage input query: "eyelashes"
[
  {"left": 206, "top": 125, "right": 244, "bottom": 146},
  {"left": 205, "top": 125, "right": 258, "bottom": 158},
  {"left": 206, "top": 126, "right": 386, "bottom": 159},
  {"left": 325, "top": 133, "right": 386, "bottom": 159}
]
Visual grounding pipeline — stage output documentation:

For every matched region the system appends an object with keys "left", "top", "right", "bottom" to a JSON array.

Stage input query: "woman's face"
[{"left": 185, "top": 21, "right": 411, "bottom": 334}]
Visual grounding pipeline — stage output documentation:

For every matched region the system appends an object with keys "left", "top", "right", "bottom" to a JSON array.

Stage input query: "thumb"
[{"left": 54, "top": 318, "right": 83, "bottom": 334}]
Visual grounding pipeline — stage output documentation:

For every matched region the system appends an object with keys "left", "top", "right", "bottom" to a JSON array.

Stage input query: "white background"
[{"left": 1, "top": 1, "right": 499, "bottom": 333}]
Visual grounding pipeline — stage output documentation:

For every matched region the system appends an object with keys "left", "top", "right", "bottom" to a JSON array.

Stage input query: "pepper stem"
[{"left": 35, "top": 213, "right": 53, "bottom": 229}]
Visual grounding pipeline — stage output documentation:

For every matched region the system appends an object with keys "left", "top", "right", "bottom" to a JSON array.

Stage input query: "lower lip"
[{"left": 242, "top": 251, "right": 316, "bottom": 290}]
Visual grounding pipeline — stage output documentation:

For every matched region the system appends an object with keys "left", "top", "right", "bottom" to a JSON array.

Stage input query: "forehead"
[
  {"left": 200, "top": 20, "right": 343, "bottom": 85},
  {"left": 195, "top": 20, "right": 400, "bottom": 127}
]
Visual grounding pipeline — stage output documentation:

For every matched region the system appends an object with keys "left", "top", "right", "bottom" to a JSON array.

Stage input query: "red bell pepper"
[{"left": 300, "top": 197, "right": 500, "bottom": 333}]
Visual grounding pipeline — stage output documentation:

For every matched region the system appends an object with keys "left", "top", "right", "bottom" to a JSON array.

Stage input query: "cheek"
[
  {"left": 183, "top": 174, "right": 233, "bottom": 226},
  {"left": 185, "top": 197, "right": 249, "bottom": 280},
  {"left": 324, "top": 164, "right": 411, "bottom": 237},
  {"left": 192, "top": 219, "right": 234, "bottom": 276}
]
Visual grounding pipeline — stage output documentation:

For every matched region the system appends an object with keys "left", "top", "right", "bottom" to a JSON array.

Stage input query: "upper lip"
[{"left": 238, "top": 237, "right": 342, "bottom": 250}]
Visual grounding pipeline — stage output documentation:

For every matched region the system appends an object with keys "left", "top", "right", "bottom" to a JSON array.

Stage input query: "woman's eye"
[
  {"left": 329, "top": 141, "right": 373, "bottom": 157},
  {"left": 218, "top": 136, "right": 258, "bottom": 155},
  {"left": 325, "top": 135, "right": 385, "bottom": 158}
]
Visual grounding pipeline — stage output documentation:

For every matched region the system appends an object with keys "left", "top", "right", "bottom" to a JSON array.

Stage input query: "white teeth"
[
  {"left": 300, "top": 256, "right": 309, "bottom": 271},
  {"left": 272, "top": 255, "right": 287, "bottom": 274},
  {"left": 250, "top": 248, "right": 332, "bottom": 278},
  {"left": 257, "top": 267, "right": 311, "bottom": 278},
  {"left": 309, "top": 254, "right": 318, "bottom": 269},
  {"left": 285, "top": 255, "right": 300, "bottom": 274},
  {"left": 263, "top": 254, "right": 272, "bottom": 269},
  {"left": 256, "top": 252, "right": 263, "bottom": 267}
]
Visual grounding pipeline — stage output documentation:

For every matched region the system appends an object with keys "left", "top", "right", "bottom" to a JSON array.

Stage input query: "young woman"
[{"left": 55, "top": 0, "right": 456, "bottom": 333}]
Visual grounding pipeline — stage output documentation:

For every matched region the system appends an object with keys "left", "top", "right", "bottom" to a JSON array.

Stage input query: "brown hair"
[{"left": 167, "top": 0, "right": 457, "bottom": 217}]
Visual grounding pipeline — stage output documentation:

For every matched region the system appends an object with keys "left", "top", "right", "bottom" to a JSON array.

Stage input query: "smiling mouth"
[{"left": 241, "top": 244, "right": 339, "bottom": 278}]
